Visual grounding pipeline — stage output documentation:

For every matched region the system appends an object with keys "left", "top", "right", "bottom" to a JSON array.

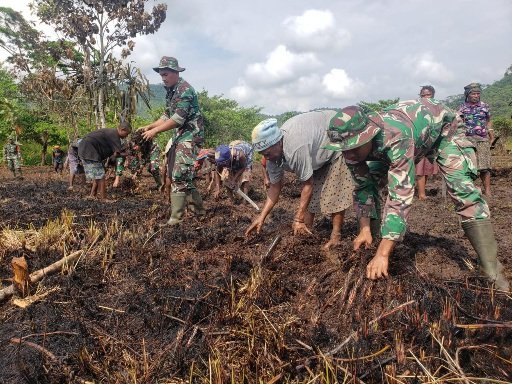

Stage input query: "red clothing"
[{"left": 416, "top": 158, "right": 438, "bottom": 176}]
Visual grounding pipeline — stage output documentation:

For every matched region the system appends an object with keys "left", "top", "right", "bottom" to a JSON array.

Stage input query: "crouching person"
[{"left": 213, "top": 140, "right": 254, "bottom": 199}]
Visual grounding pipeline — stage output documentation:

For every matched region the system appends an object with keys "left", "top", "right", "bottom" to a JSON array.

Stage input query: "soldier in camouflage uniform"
[
  {"left": 3, "top": 136, "right": 23, "bottom": 178},
  {"left": 324, "top": 98, "right": 509, "bottom": 290},
  {"left": 141, "top": 56, "right": 205, "bottom": 225}
]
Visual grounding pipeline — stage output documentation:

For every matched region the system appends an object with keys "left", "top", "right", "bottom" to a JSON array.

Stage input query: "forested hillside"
[
  {"left": 444, "top": 64, "right": 512, "bottom": 119},
  {"left": 144, "top": 64, "right": 512, "bottom": 121}
]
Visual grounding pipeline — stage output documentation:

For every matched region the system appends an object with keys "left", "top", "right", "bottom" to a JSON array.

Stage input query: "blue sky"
[{"left": 2, "top": 0, "right": 512, "bottom": 115}]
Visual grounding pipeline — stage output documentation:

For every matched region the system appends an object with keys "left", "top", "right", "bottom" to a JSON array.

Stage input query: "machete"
[{"left": 234, "top": 188, "right": 260, "bottom": 211}]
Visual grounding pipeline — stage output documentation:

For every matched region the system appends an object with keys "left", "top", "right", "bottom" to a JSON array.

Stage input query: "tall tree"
[
  {"left": 0, "top": 7, "right": 44, "bottom": 74},
  {"left": 33, "top": 0, "right": 167, "bottom": 129},
  {"left": 0, "top": 66, "right": 19, "bottom": 138}
]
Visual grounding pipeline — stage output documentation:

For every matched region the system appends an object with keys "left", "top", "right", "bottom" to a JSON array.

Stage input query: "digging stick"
[{"left": 260, "top": 235, "right": 282, "bottom": 265}]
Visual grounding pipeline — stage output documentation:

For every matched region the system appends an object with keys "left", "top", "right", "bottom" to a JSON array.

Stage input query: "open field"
[{"left": 1, "top": 158, "right": 511, "bottom": 383}]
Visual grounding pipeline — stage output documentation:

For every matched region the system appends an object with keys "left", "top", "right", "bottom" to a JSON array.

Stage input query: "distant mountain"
[{"left": 140, "top": 65, "right": 512, "bottom": 120}]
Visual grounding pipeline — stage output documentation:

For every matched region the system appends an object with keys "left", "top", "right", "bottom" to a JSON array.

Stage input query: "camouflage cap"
[
  {"left": 153, "top": 56, "right": 185, "bottom": 73},
  {"left": 464, "top": 82, "right": 481, "bottom": 100},
  {"left": 323, "top": 106, "right": 380, "bottom": 152}
]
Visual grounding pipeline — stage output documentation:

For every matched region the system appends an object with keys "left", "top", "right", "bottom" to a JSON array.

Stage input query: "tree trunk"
[
  {"left": 98, "top": 86, "right": 106, "bottom": 128},
  {"left": 0, "top": 250, "right": 83, "bottom": 302},
  {"left": 40, "top": 130, "right": 49, "bottom": 165}
]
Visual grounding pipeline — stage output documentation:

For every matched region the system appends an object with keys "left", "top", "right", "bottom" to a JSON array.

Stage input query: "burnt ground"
[{"left": 0, "top": 158, "right": 511, "bottom": 383}]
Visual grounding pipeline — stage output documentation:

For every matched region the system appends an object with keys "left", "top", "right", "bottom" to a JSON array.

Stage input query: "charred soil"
[{"left": 0, "top": 162, "right": 511, "bottom": 383}]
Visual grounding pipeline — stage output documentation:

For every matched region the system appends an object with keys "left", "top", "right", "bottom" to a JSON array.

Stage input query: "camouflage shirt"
[
  {"left": 3, "top": 142, "right": 21, "bottom": 160},
  {"left": 162, "top": 77, "right": 204, "bottom": 144},
  {"left": 347, "top": 98, "right": 466, "bottom": 241}
]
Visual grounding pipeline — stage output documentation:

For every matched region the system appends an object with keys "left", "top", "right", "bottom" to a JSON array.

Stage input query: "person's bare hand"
[
  {"left": 142, "top": 129, "right": 157, "bottom": 141},
  {"left": 353, "top": 229, "right": 373, "bottom": 250},
  {"left": 245, "top": 218, "right": 264, "bottom": 237},
  {"left": 292, "top": 221, "right": 312, "bottom": 236},
  {"left": 322, "top": 234, "right": 341, "bottom": 250},
  {"left": 366, "top": 254, "right": 389, "bottom": 280}
]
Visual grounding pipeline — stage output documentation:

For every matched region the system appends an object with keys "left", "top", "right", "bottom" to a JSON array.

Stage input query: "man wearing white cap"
[{"left": 245, "top": 111, "right": 353, "bottom": 250}]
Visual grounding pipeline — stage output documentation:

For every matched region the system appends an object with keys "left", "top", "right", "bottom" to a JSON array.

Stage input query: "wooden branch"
[
  {"left": 0, "top": 250, "right": 83, "bottom": 303},
  {"left": 10, "top": 338, "right": 57, "bottom": 361}
]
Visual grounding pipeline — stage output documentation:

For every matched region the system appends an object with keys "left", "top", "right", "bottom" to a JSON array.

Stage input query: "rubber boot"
[
  {"left": 164, "top": 192, "right": 187, "bottom": 226},
  {"left": 151, "top": 170, "right": 162, "bottom": 190},
  {"left": 462, "top": 219, "right": 509, "bottom": 291},
  {"left": 187, "top": 189, "right": 206, "bottom": 216}
]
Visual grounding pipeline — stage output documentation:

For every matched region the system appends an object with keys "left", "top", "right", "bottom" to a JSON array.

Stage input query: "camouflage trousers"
[
  {"left": 6, "top": 157, "right": 21, "bottom": 172},
  {"left": 435, "top": 136, "right": 490, "bottom": 222},
  {"left": 168, "top": 140, "right": 199, "bottom": 193},
  {"left": 375, "top": 136, "right": 490, "bottom": 239}
]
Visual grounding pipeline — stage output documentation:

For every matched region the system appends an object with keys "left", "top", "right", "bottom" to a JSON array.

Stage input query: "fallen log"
[{"left": 0, "top": 250, "right": 83, "bottom": 303}]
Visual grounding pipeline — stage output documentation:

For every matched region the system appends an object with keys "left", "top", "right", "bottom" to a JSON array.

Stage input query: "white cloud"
[
  {"left": 283, "top": 9, "right": 351, "bottom": 53},
  {"left": 403, "top": 52, "right": 454, "bottom": 83},
  {"left": 244, "top": 45, "right": 321, "bottom": 87},
  {"left": 3, "top": 0, "right": 512, "bottom": 114},
  {"left": 322, "top": 68, "right": 364, "bottom": 99},
  {"left": 229, "top": 80, "right": 253, "bottom": 103}
]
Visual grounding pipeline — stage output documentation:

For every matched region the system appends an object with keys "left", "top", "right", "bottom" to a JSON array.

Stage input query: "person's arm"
[
  {"left": 379, "top": 138, "right": 416, "bottom": 242},
  {"left": 142, "top": 118, "right": 179, "bottom": 140},
  {"left": 231, "top": 167, "right": 245, "bottom": 185},
  {"left": 213, "top": 167, "right": 222, "bottom": 199},
  {"left": 245, "top": 179, "right": 283, "bottom": 236},
  {"left": 292, "top": 177, "right": 314, "bottom": 235},
  {"left": 139, "top": 117, "right": 167, "bottom": 132},
  {"left": 487, "top": 120, "right": 495, "bottom": 143},
  {"left": 363, "top": 138, "right": 415, "bottom": 280}
]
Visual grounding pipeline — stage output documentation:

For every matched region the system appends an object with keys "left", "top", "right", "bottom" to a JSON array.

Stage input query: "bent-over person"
[
  {"left": 246, "top": 111, "right": 353, "bottom": 250},
  {"left": 324, "top": 99, "right": 508, "bottom": 290}
]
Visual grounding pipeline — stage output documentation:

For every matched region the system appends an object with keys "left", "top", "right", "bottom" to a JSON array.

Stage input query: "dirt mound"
[{"left": 1, "top": 163, "right": 511, "bottom": 383}]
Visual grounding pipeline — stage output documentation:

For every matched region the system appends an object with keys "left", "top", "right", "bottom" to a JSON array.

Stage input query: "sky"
[{"left": 2, "top": 0, "right": 512, "bottom": 115}]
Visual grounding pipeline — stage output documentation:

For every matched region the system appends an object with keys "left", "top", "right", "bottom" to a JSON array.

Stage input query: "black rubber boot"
[
  {"left": 462, "top": 219, "right": 509, "bottom": 291},
  {"left": 187, "top": 189, "right": 206, "bottom": 216},
  {"left": 163, "top": 192, "right": 187, "bottom": 226}
]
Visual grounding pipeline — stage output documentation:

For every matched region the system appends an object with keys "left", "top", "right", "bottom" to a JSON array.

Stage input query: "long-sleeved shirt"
[{"left": 347, "top": 98, "right": 480, "bottom": 240}]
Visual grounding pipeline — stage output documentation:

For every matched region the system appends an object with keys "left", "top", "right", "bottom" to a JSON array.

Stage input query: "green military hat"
[
  {"left": 153, "top": 56, "right": 185, "bottom": 73},
  {"left": 464, "top": 82, "right": 481, "bottom": 100},
  {"left": 323, "top": 106, "right": 381, "bottom": 151}
]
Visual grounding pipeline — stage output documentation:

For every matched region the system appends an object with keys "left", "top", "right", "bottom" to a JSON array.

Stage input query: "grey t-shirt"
[
  {"left": 78, "top": 128, "right": 122, "bottom": 162},
  {"left": 267, "top": 110, "right": 339, "bottom": 184}
]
